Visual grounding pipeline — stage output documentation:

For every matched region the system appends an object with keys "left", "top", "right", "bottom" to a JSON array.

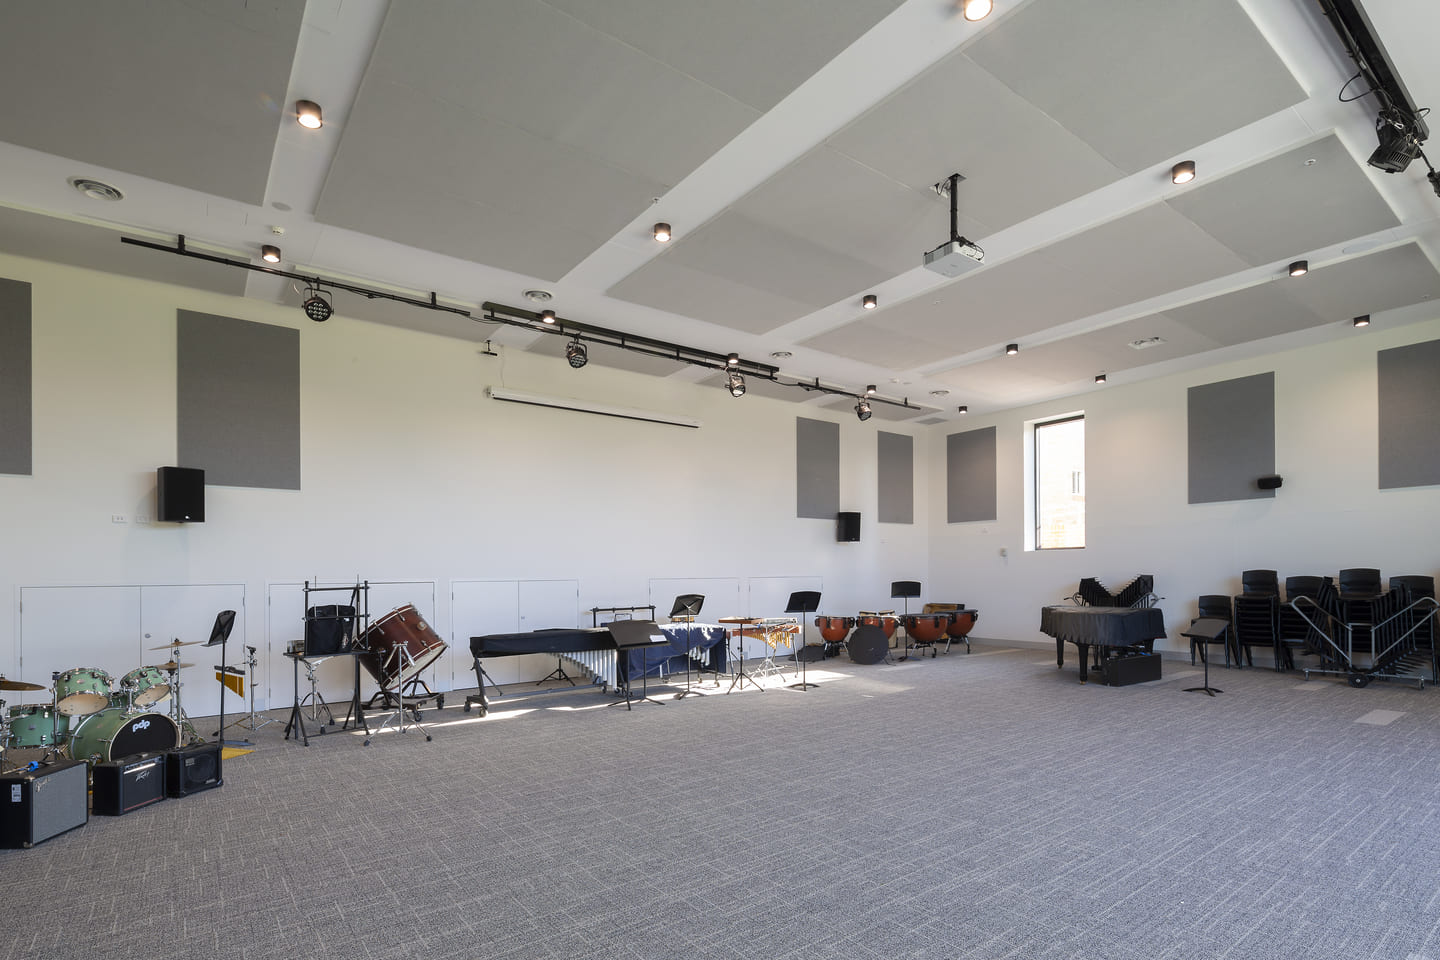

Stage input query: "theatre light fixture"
[
  {"left": 566, "top": 339, "right": 587, "bottom": 368},
  {"left": 302, "top": 287, "right": 333, "bottom": 322},
  {"left": 855, "top": 399, "right": 873, "bottom": 422},
  {"left": 727, "top": 371, "right": 746, "bottom": 397}
]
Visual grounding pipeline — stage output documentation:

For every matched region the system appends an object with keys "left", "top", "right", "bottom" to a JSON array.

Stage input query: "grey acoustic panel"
[
  {"left": 877, "top": 432, "right": 913, "bottom": 524},
  {"left": 0, "top": 277, "right": 31, "bottom": 475},
  {"left": 177, "top": 311, "right": 300, "bottom": 490},
  {"left": 967, "top": 0, "right": 1304, "bottom": 172},
  {"left": 947, "top": 427, "right": 997, "bottom": 523},
  {"left": 1378, "top": 339, "right": 1440, "bottom": 489},
  {"left": 527, "top": 335, "right": 689, "bottom": 378},
  {"left": 1167, "top": 137, "right": 1399, "bottom": 267},
  {"left": 796, "top": 417, "right": 839, "bottom": 520},
  {"left": 0, "top": 3, "right": 301, "bottom": 204},
  {"left": 1188, "top": 372, "right": 1274, "bottom": 504}
]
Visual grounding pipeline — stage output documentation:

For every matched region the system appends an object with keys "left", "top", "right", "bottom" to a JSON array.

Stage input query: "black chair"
[
  {"left": 1389, "top": 575, "right": 1436, "bottom": 679},
  {"left": 1191, "top": 595, "right": 1235, "bottom": 667},
  {"left": 1241, "top": 569, "right": 1279, "bottom": 596},
  {"left": 1338, "top": 567, "right": 1383, "bottom": 649},
  {"left": 1234, "top": 593, "right": 1279, "bottom": 668},
  {"left": 1279, "top": 576, "right": 1328, "bottom": 670}
]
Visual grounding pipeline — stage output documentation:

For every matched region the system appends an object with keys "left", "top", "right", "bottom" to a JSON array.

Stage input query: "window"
[{"left": 1034, "top": 414, "right": 1084, "bottom": 549}]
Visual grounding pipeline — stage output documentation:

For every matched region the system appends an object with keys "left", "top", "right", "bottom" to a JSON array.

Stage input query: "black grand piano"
[{"left": 1040, "top": 605, "right": 1165, "bottom": 683}]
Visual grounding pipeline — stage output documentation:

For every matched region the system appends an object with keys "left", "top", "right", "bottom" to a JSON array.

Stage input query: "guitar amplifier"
[
  {"left": 167, "top": 741, "right": 223, "bottom": 797},
  {"left": 91, "top": 752, "right": 167, "bottom": 816},
  {"left": 0, "top": 760, "right": 89, "bottom": 848},
  {"left": 1102, "top": 652, "right": 1162, "bottom": 687}
]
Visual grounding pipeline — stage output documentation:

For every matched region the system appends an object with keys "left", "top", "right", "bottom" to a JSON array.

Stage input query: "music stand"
[
  {"left": 784, "top": 591, "right": 821, "bottom": 691},
  {"left": 608, "top": 620, "right": 670, "bottom": 708},
  {"left": 1182, "top": 618, "right": 1229, "bottom": 696},
  {"left": 668, "top": 594, "right": 705, "bottom": 698},
  {"left": 891, "top": 581, "right": 921, "bottom": 661},
  {"left": 203, "top": 610, "right": 242, "bottom": 747}
]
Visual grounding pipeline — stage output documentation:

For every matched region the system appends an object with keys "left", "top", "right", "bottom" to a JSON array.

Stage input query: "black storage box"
[
  {"left": 91, "top": 752, "right": 167, "bottom": 816},
  {"left": 1102, "top": 652, "right": 1162, "bottom": 686},
  {"left": 0, "top": 760, "right": 89, "bottom": 848},
  {"left": 167, "top": 741, "right": 223, "bottom": 797}
]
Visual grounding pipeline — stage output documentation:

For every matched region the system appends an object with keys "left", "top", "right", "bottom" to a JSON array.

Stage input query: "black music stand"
[
  {"left": 891, "top": 581, "right": 921, "bottom": 661},
  {"left": 609, "top": 621, "right": 670, "bottom": 709},
  {"left": 1182, "top": 618, "right": 1230, "bottom": 696},
  {"left": 204, "top": 610, "right": 241, "bottom": 747},
  {"left": 668, "top": 594, "right": 705, "bottom": 699},
  {"left": 784, "top": 591, "right": 821, "bottom": 691}
]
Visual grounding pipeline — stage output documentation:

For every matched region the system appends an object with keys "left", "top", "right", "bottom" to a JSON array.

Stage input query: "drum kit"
[{"left": 0, "top": 638, "right": 207, "bottom": 768}]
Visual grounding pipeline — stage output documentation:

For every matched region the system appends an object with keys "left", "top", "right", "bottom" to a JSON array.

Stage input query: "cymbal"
[
  {"left": 149, "top": 639, "right": 202, "bottom": 651},
  {"left": 158, "top": 661, "right": 194, "bottom": 671},
  {"left": 0, "top": 677, "right": 45, "bottom": 692}
]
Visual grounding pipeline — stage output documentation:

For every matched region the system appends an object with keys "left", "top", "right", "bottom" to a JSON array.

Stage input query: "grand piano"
[{"left": 1040, "top": 605, "right": 1165, "bottom": 682}]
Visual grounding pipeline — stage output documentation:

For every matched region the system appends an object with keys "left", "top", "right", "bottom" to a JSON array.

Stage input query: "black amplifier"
[
  {"left": 91, "top": 752, "right": 167, "bottom": 816},
  {"left": 0, "top": 759, "right": 89, "bottom": 848},
  {"left": 166, "top": 741, "right": 223, "bottom": 797},
  {"left": 1103, "top": 652, "right": 1162, "bottom": 687}
]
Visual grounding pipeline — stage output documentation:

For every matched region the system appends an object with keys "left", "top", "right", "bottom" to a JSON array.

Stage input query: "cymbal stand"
[
  {"left": 366, "top": 646, "right": 432, "bottom": 746},
  {"left": 221, "top": 646, "right": 279, "bottom": 736},
  {"left": 165, "top": 661, "right": 202, "bottom": 745},
  {"left": 297, "top": 655, "right": 336, "bottom": 727},
  {"left": 726, "top": 624, "right": 764, "bottom": 694}
]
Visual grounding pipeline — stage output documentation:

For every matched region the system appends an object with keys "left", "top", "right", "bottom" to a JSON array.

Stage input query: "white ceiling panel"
[
  {"left": 1282, "top": 243, "right": 1440, "bottom": 322},
  {"left": 526, "top": 335, "right": 691, "bottom": 377},
  {"left": 1167, "top": 136, "right": 1400, "bottom": 266},
  {"left": 1151, "top": 282, "right": 1322, "bottom": 349},
  {"left": 799, "top": 318, "right": 952, "bottom": 370},
  {"left": 0, "top": 2, "right": 300, "bottom": 205},
  {"left": 985, "top": 315, "right": 1223, "bottom": 383},
  {"left": 967, "top": 0, "right": 1305, "bottom": 173},
  {"left": 607, "top": 256, "right": 818, "bottom": 336}
]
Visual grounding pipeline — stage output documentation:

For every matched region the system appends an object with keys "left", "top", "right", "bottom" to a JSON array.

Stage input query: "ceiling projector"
[{"left": 923, "top": 238, "right": 985, "bottom": 278}]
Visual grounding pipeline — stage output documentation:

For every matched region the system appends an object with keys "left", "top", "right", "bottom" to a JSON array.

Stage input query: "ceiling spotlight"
[
  {"left": 862, "top": 294, "right": 878, "bottom": 310},
  {"left": 653, "top": 222, "right": 672, "bottom": 242},
  {"left": 1171, "top": 160, "right": 1196, "bottom": 184},
  {"left": 865, "top": 384, "right": 876, "bottom": 395},
  {"left": 726, "top": 353, "right": 740, "bottom": 366},
  {"left": 855, "top": 399, "right": 873, "bottom": 422},
  {"left": 260, "top": 244, "right": 281, "bottom": 264},
  {"left": 960, "top": 0, "right": 993, "bottom": 20},
  {"left": 540, "top": 309, "right": 556, "bottom": 324},
  {"left": 295, "top": 100, "right": 323, "bottom": 129},
  {"left": 1368, "top": 109, "right": 1423, "bottom": 173},
  {"left": 957, "top": 405, "right": 968, "bottom": 415},
  {"left": 302, "top": 288, "right": 333, "bottom": 323},
  {"left": 1288, "top": 260, "right": 1308, "bottom": 277},
  {"left": 727, "top": 371, "right": 746, "bottom": 398},
  {"left": 1095, "top": 373, "right": 1107, "bottom": 384},
  {"left": 1005, "top": 343, "right": 1019, "bottom": 355},
  {"left": 565, "top": 339, "right": 588, "bottom": 368},
  {"left": 1352, "top": 314, "right": 1371, "bottom": 327}
]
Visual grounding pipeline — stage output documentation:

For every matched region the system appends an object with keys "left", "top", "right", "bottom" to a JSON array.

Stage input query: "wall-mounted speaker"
[
  {"left": 157, "top": 466, "right": 205, "bottom": 522},
  {"left": 1257, "top": 475, "right": 1283, "bottom": 490},
  {"left": 837, "top": 512, "right": 860, "bottom": 542}
]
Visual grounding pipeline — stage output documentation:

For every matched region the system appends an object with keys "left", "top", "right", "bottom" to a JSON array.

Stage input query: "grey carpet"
[{"left": 3, "top": 645, "right": 1439, "bottom": 960}]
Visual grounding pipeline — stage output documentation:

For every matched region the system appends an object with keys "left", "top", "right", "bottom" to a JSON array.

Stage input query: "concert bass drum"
[
  {"left": 846, "top": 624, "right": 889, "bottom": 665},
  {"left": 358, "top": 605, "right": 448, "bottom": 688},
  {"left": 67, "top": 708, "right": 179, "bottom": 763}
]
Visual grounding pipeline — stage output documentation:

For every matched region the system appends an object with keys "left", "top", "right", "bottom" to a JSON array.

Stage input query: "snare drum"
[
  {"left": 67, "top": 708, "right": 179, "bottom": 763},
  {"left": 358, "top": 604, "right": 448, "bottom": 688},
  {"left": 120, "top": 666, "right": 172, "bottom": 708},
  {"left": 55, "top": 667, "right": 113, "bottom": 717},
  {"left": 7, "top": 704, "right": 68, "bottom": 748}
]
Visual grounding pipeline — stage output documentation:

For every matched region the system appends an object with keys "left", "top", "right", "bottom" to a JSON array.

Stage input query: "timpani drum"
[
  {"left": 54, "top": 667, "right": 113, "bottom": 717},
  {"left": 813, "top": 615, "right": 855, "bottom": 645},
  {"left": 901, "top": 613, "right": 951, "bottom": 645},
  {"left": 857, "top": 612, "right": 898, "bottom": 639},
  {"left": 946, "top": 610, "right": 978, "bottom": 639},
  {"left": 358, "top": 604, "right": 448, "bottom": 688}
]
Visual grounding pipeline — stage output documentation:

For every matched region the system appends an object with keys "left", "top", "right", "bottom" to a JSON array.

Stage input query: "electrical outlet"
[
  {"left": 111, "top": 514, "right": 127, "bottom": 524},
  {"left": 134, "top": 515, "right": 150, "bottom": 524}
]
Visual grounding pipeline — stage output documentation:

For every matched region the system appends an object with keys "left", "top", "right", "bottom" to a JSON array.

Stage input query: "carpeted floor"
[{"left": 3, "top": 642, "right": 1438, "bottom": 960}]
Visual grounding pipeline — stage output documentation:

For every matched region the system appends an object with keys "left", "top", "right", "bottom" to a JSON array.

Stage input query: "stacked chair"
[
  {"left": 1189, "top": 594, "right": 1237, "bottom": 667},
  {"left": 1233, "top": 570, "right": 1280, "bottom": 669},
  {"left": 1278, "top": 576, "right": 1330, "bottom": 670}
]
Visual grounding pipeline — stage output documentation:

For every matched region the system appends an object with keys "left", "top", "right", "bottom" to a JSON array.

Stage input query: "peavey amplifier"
[
  {"left": 0, "top": 759, "right": 89, "bottom": 848},
  {"left": 91, "top": 752, "right": 167, "bottom": 816},
  {"left": 166, "top": 741, "right": 223, "bottom": 797}
]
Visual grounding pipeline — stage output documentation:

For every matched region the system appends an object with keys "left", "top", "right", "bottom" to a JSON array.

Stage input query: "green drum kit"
[{"left": 1, "top": 639, "right": 205, "bottom": 769}]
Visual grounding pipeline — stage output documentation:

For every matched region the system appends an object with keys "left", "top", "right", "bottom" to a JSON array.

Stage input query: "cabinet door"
[
  {"left": 747, "top": 576, "right": 823, "bottom": 655},
  {"left": 450, "top": 580, "right": 520, "bottom": 685},
  {"left": 140, "top": 583, "right": 247, "bottom": 719},
  {"left": 19, "top": 586, "right": 140, "bottom": 708}
]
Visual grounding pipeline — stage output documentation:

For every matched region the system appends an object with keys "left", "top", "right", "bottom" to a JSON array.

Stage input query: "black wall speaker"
[
  {"left": 157, "top": 466, "right": 205, "bottom": 522},
  {"left": 837, "top": 512, "right": 861, "bottom": 542},
  {"left": 0, "top": 760, "right": 88, "bottom": 848},
  {"left": 167, "top": 742, "right": 223, "bottom": 798},
  {"left": 91, "top": 752, "right": 167, "bottom": 816},
  {"left": 1257, "top": 475, "right": 1283, "bottom": 490}
]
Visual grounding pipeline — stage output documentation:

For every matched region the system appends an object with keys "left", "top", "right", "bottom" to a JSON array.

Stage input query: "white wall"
[
  {"left": 0, "top": 253, "right": 930, "bottom": 709},
  {"left": 926, "top": 314, "right": 1440, "bottom": 653}
]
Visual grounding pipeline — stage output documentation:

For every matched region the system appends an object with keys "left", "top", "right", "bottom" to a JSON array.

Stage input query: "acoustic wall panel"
[
  {"left": 1378, "top": 338, "right": 1440, "bottom": 489},
  {"left": 877, "top": 431, "right": 913, "bottom": 523},
  {"left": 0, "top": 277, "right": 31, "bottom": 475},
  {"left": 1188, "top": 372, "right": 1274, "bottom": 504},
  {"left": 947, "top": 426, "right": 996, "bottom": 523},
  {"left": 177, "top": 311, "right": 300, "bottom": 489},
  {"left": 796, "top": 417, "right": 839, "bottom": 519}
]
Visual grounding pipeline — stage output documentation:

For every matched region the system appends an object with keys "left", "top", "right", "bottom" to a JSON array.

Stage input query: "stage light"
[
  {"left": 726, "top": 353, "right": 740, "bottom": 366},
  {"left": 295, "top": 100, "right": 323, "bottom": 129},
  {"left": 1095, "top": 373, "right": 1107, "bottom": 384},
  {"left": 1368, "top": 110, "right": 1423, "bottom": 173},
  {"left": 961, "top": 0, "right": 992, "bottom": 21},
  {"left": 1288, "top": 260, "right": 1308, "bottom": 277},
  {"left": 727, "top": 371, "right": 746, "bottom": 397},
  {"left": 862, "top": 294, "right": 878, "bottom": 310},
  {"left": 261, "top": 244, "right": 281, "bottom": 263},
  {"left": 302, "top": 289, "right": 332, "bottom": 322},
  {"left": 1005, "top": 343, "right": 1018, "bottom": 355},
  {"left": 957, "top": 405, "right": 968, "bottom": 415},
  {"left": 566, "top": 339, "right": 588, "bottom": 368},
  {"left": 540, "top": 310, "right": 556, "bottom": 324},
  {"left": 855, "top": 399, "right": 872, "bottom": 422},
  {"left": 1352, "top": 314, "right": 1371, "bottom": 327},
  {"left": 653, "top": 222, "right": 671, "bottom": 242},
  {"left": 1171, "top": 160, "right": 1196, "bottom": 184}
]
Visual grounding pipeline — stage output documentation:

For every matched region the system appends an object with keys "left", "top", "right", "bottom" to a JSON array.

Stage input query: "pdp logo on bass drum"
[{"left": 130, "top": 719, "right": 151, "bottom": 733}]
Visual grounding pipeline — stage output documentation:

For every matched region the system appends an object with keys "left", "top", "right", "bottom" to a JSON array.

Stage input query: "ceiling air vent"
[
  {"left": 1127, "top": 336, "right": 1166, "bottom": 350},
  {"left": 69, "top": 177, "right": 124, "bottom": 202}
]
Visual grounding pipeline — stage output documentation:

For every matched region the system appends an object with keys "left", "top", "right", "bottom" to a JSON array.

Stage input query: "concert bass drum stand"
[
  {"left": 668, "top": 594, "right": 705, "bottom": 699},
  {"left": 784, "top": 591, "right": 821, "bottom": 691},
  {"left": 1182, "top": 618, "right": 1230, "bottom": 696}
]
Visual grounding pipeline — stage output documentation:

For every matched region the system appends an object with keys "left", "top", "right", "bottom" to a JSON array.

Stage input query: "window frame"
[{"left": 1031, "top": 412, "right": 1085, "bottom": 551}]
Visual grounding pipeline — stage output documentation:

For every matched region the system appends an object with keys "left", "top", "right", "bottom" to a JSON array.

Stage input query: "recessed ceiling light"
[
  {"left": 653, "top": 222, "right": 672, "bottom": 242},
  {"left": 769, "top": 351, "right": 792, "bottom": 359},
  {"left": 1095, "top": 373, "right": 1107, "bottom": 384},
  {"left": 1352, "top": 314, "right": 1371, "bottom": 327},
  {"left": 1288, "top": 260, "right": 1308, "bottom": 277},
  {"left": 540, "top": 310, "right": 556, "bottom": 324},
  {"left": 69, "top": 177, "right": 124, "bottom": 202},
  {"left": 862, "top": 294, "right": 878, "bottom": 309},
  {"left": 726, "top": 353, "right": 740, "bottom": 366},
  {"left": 1005, "top": 343, "right": 1019, "bottom": 355},
  {"left": 929, "top": 389, "right": 950, "bottom": 397},
  {"left": 295, "top": 100, "right": 323, "bottom": 129},
  {"left": 524, "top": 289, "right": 553, "bottom": 303},
  {"left": 1171, "top": 160, "right": 1196, "bottom": 184},
  {"left": 260, "top": 244, "right": 281, "bottom": 263},
  {"left": 865, "top": 384, "right": 876, "bottom": 395},
  {"left": 957, "top": 405, "right": 968, "bottom": 415},
  {"left": 960, "top": 0, "right": 992, "bottom": 21}
]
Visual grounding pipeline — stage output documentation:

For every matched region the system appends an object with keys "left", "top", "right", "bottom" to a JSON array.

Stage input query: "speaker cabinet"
[
  {"left": 157, "top": 466, "right": 205, "bottom": 522},
  {"left": 1257, "top": 475, "right": 1283, "bottom": 490},
  {"left": 0, "top": 760, "right": 89, "bottom": 848},
  {"left": 837, "top": 512, "right": 861, "bottom": 542},
  {"left": 91, "top": 752, "right": 167, "bottom": 816},
  {"left": 167, "top": 742, "right": 223, "bottom": 798}
]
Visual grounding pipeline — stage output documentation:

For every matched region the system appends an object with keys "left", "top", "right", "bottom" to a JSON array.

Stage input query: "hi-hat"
[
  {"left": 0, "top": 677, "right": 45, "bottom": 692},
  {"left": 150, "top": 639, "right": 202, "bottom": 651},
  {"left": 158, "top": 661, "right": 194, "bottom": 671}
]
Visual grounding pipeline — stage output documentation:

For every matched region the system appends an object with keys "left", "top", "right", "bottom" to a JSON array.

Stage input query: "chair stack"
[
  {"left": 1278, "top": 576, "right": 1330, "bottom": 670},
  {"left": 1190, "top": 594, "right": 1235, "bottom": 667},
  {"left": 1233, "top": 570, "right": 1279, "bottom": 669},
  {"left": 1338, "top": 568, "right": 1383, "bottom": 651},
  {"left": 1389, "top": 575, "right": 1436, "bottom": 678}
]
